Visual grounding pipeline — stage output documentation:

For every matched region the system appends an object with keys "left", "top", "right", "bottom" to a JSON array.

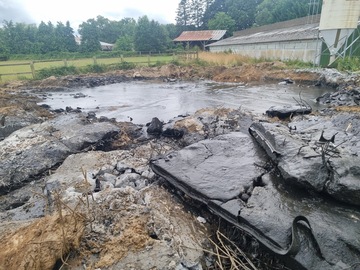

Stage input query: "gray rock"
[
  {"left": 0, "top": 114, "right": 41, "bottom": 140},
  {"left": 249, "top": 113, "right": 360, "bottom": 206},
  {"left": 115, "top": 173, "right": 141, "bottom": 188},
  {"left": 102, "top": 173, "right": 117, "bottom": 185},
  {"left": 266, "top": 104, "right": 312, "bottom": 119},
  {"left": 0, "top": 114, "right": 120, "bottom": 195},
  {"left": 150, "top": 131, "right": 360, "bottom": 269},
  {"left": 152, "top": 132, "right": 269, "bottom": 202},
  {"left": 147, "top": 117, "right": 163, "bottom": 135}
]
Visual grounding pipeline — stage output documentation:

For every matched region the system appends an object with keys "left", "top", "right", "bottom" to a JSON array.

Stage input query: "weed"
[
  {"left": 198, "top": 52, "right": 253, "bottom": 66},
  {"left": 35, "top": 66, "right": 79, "bottom": 79},
  {"left": 149, "top": 61, "right": 165, "bottom": 68},
  {"left": 283, "top": 59, "right": 313, "bottom": 68},
  {"left": 80, "top": 64, "right": 107, "bottom": 73},
  {"left": 335, "top": 57, "right": 360, "bottom": 72},
  {"left": 113, "top": 61, "right": 137, "bottom": 70}
]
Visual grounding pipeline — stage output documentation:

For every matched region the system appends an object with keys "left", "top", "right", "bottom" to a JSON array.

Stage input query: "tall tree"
[
  {"left": 2, "top": 21, "right": 39, "bottom": 54},
  {"left": 208, "top": 12, "right": 236, "bottom": 36},
  {"left": 255, "top": 0, "right": 317, "bottom": 26},
  {"left": 202, "top": 0, "right": 224, "bottom": 28},
  {"left": 78, "top": 19, "right": 101, "bottom": 52},
  {"left": 118, "top": 18, "right": 136, "bottom": 37},
  {"left": 134, "top": 16, "right": 167, "bottom": 52},
  {"left": 64, "top": 21, "right": 78, "bottom": 52},
  {"left": 225, "top": 0, "right": 263, "bottom": 30},
  {"left": 0, "top": 28, "right": 9, "bottom": 57},
  {"left": 189, "top": 0, "right": 207, "bottom": 28},
  {"left": 95, "top": 15, "right": 122, "bottom": 44},
  {"left": 176, "top": 0, "right": 192, "bottom": 30},
  {"left": 54, "top": 21, "right": 77, "bottom": 52},
  {"left": 37, "top": 21, "right": 56, "bottom": 53},
  {"left": 114, "top": 18, "right": 137, "bottom": 51},
  {"left": 176, "top": 0, "right": 213, "bottom": 29}
]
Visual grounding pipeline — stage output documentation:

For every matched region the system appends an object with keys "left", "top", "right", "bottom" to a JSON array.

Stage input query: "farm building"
[
  {"left": 208, "top": 9, "right": 360, "bottom": 67},
  {"left": 75, "top": 36, "right": 115, "bottom": 51},
  {"left": 174, "top": 30, "right": 227, "bottom": 50},
  {"left": 99, "top": 41, "right": 114, "bottom": 51}
]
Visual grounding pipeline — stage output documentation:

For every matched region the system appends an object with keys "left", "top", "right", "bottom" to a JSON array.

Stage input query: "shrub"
[
  {"left": 113, "top": 61, "right": 137, "bottom": 70},
  {"left": 80, "top": 64, "right": 107, "bottom": 73},
  {"left": 0, "top": 54, "right": 9, "bottom": 61},
  {"left": 336, "top": 57, "right": 360, "bottom": 72},
  {"left": 35, "top": 66, "right": 78, "bottom": 79}
]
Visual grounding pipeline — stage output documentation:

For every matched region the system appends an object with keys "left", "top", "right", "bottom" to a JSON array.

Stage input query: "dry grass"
[
  {"left": 209, "top": 230, "right": 258, "bottom": 270},
  {"left": 198, "top": 52, "right": 258, "bottom": 67},
  {"left": 0, "top": 195, "right": 86, "bottom": 270},
  {"left": 335, "top": 106, "right": 360, "bottom": 113}
]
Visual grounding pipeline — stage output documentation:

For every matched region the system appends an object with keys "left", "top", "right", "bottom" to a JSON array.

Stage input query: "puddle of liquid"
[{"left": 38, "top": 81, "right": 333, "bottom": 124}]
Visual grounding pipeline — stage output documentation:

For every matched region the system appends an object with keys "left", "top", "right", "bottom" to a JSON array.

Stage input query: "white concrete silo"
[{"left": 319, "top": 0, "right": 360, "bottom": 64}]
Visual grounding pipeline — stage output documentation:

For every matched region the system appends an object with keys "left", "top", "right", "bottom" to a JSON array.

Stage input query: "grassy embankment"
[{"left": 0, "top": 54, "right": 177, "bottom": 82}]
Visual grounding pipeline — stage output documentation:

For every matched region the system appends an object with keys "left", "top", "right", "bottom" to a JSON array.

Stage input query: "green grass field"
[{"left": 0, "top": 54, "right": 178, "bottom": 82}]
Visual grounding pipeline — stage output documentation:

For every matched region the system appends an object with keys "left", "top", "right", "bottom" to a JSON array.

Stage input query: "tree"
[
  {"left": 189, "top": 0, "right": 207, "bottom": 28},
  {"left": 114, "top": 35, "right": 134, "bottom": 51},
  {"left": 208, "top": 12, "right": 236, "bottom": 36},
  {"left": 78, "top": 19, "right": 101, "bottom": 52},
  {"left": 202, "top": 0, "right": 224, "bottom": 28},
  {"left": 118, "top": 18, "right": 136, "bottom": 37},
  {"left": 54, "top": 21, "right": 77, "bottom": 52},
  {"left": 225, "top": 0, "right": 263, "bottom": 30},
  {"left": 64, "top": 21, "right": 78, "bottom": 52},
  {"left": 37, "top": 21, "right": 56, "bottom": 53},
  {"left": 134, "top": 16, "right": 167, "bottom": 52},
  {"left": 0, "top": 28, "right": 10, "bottom": 58},
  {"left": 255, "top": 0, "right": 316, "bottom": 26},
  {"left": 2, "top": 21, "right": 39, "bottom": 54},
  {"left": 176, "top": 0, "right": 213, "bottom": 29},
  {"left": 176, "top": 0, "right": 192, "bottom": 29}
]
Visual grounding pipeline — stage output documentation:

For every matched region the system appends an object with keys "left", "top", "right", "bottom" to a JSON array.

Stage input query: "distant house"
[
  {"left": 100, "top": 41, "right": 114, "bottom": 51},
  {"left": 75, "top": 35, "right": 115, "bottom": 51},
  {"left": 174, "top": 30, "right": 227, "bottom": 50}
]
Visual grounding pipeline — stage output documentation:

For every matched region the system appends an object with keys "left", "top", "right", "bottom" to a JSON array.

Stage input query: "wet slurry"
[{"left": 37, "top": 80, "right": 333, "bottom": 124}]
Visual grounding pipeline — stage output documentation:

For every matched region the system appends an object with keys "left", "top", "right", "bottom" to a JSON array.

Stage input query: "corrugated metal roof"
[
  {"left": 174, "top": 30, "right": 227, "bottom": 42},
  {"left": 208, "top": 15, "right": 321, "bottom": 47}
]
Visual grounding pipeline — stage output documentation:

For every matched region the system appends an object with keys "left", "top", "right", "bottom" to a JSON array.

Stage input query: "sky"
[{"left": 0, "top": 0, "right": 179, "bottom": 29}]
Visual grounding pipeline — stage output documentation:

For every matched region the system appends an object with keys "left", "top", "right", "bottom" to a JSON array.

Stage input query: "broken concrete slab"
[
  {"left": 150, "top": 131, "right": 360, "bottom": 270},
  {"left": 266, "top": 104, "right": 312, "bottom": 119},
  {"left": 249, "top": 113, "right": 360, "bottom": 206},
  {"left": 152, "top": 132, "right": 269, "bottom": 203},
  {"left": 0, "top": 113, "right": 120, "bottom": 196}
]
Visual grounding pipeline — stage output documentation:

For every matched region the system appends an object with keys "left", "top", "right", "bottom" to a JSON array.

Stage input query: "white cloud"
[{"left": 20, "top": 0, "right": 179, "bottom": 28}]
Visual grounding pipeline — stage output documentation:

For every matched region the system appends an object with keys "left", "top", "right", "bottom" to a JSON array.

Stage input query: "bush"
[
  {"left": 0, "top": 54, "right": 9, "bottom": 61},
  {"left": 35, "top": 66, "right": 78, "bottom": 79},
  {"left": 149, "top": 61, "right": 165, "bottom": 67},
  {"left": 336, "top": 57, "right": 360, "bottom": 72},
  {"left": 80, "top": 64, "right": 107, "bottom": 73},
  {"left": 112, "top": 61, "right": 136, "bottom": 70}
]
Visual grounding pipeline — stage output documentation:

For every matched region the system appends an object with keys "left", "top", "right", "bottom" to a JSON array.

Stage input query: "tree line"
[{"left": 0, "top": 0, "right": 320, "bottom": 57}]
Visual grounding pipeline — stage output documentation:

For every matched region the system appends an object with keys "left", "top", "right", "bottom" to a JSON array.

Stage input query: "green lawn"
[{"left": 0, "top": 54, "right": 178, "bottom": 82}]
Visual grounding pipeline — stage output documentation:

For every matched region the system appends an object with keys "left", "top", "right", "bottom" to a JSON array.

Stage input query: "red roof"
[{"left": 174, "top": 30, "right": 227, "bottom": 42}]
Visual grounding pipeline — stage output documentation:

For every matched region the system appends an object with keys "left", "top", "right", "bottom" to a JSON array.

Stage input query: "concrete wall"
[{"left": 209, "top": 39, "right": 322, "bottom": 65}]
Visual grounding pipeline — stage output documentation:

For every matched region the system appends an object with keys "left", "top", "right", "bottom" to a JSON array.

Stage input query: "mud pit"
[{"left": 1, "top": 64, "right": 360, "bottom": 270}]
